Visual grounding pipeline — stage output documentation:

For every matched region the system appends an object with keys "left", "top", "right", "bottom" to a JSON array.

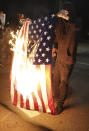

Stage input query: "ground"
[{"left": 0, "top": 41, "right": 89, "bottom": 131}]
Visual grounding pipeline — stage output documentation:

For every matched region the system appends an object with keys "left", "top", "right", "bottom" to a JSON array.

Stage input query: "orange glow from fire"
[
  {"left": 9, "top": 24, "right": 40, "bottom": 100},
  {"left": 10, "top": 23, "right": 47, "bottom": 104}
]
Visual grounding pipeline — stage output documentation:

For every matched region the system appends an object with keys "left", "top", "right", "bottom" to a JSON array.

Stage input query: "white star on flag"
[
  {"left": 49, "top": 24, "right": 53, "bottom": 29},
  {"left": 34, "top": 20, "right": 36, "bottom": 24},
  {"left": 44, "top": 31, "right": 48, "bottom": 35},
  {"left": 42, "top": 23, "right": 45, "bottom": 26},
  {"left": 46, "top": 58, "right": 49, "bottom": 63},
  {"left": 34, "top": 30, "right": 36, "bottom": 34},
  {"left": 36, "top": 25, "right": 39, "bottom": 28},
  {"left": 42, "top": 53, "right": 45, "bottom": 57},
  {"left": 39, "top": 29, "right": 42, "bottom": 32},
  {"left": 47, "top": 36, "right": 51, "bottom": 40},
  {"left": 36, "top": 54, "right": 39, "bottom": 57},
  {"left": 39, "top": 48, "right": 42, "bottom": 52},
  {"left": 43, "top": 42, "right": 46, "bottom": 46},
  {"left": 38, "top": 59, "right": 41, "bottom": 63},
  {"left": 46, "top": 47, "right": 50, "bottom": 51}
]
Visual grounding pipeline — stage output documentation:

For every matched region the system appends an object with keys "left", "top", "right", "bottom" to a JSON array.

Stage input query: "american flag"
[
  {"left": 28, "top": 14, "right": 57, "bottom": 65},
  {"left": 10, "top": 14, "right": 57, "bottom": 114}
]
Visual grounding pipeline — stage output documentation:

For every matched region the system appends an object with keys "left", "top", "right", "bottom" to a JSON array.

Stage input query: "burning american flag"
[{"left": 10, "top": 14, "right": 57, "bottom": 114}]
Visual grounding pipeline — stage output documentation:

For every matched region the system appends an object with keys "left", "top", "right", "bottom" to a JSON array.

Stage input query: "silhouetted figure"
[{"left": 52, "top": 18, "right": 76, "bottom": 114}]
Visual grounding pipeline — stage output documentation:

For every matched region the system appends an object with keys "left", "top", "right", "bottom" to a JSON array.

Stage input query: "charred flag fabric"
[{"left": 10, "top": 14, "right": 57, "bottom": 114}]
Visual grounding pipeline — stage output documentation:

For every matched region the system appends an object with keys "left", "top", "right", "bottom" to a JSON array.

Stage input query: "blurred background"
[{"left": 0, "top": 0, "right": 89, "bottom": 40}]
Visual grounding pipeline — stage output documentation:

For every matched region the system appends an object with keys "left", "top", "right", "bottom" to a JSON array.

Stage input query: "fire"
[
  {"left": 10, "top": 22, "right": 42, "bottom": 102},
  {"left": 9, "top": 21, "right": 55, "bottom": 115},
  {"left": 9, "top": 31, "right": 18, "bottom": 51}
]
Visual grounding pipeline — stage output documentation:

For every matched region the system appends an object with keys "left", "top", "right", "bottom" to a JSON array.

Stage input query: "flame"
[
  {"left": 9, "top": 31, "right": 18, "bottom": 51},
  {"left": 10, "top": 23, "right": 41, "bottom": 102}
]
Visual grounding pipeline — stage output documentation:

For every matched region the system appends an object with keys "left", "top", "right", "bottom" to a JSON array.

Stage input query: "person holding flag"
[{"left": 10, "top": 9, "right": 70, "bottom": 115}]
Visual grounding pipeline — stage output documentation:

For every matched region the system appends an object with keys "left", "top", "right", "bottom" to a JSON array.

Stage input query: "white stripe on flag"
[
  {"left": 40, "top": 65, "right": 51, "bottom": 113},
  {"left": 28, "top": 94, "right": 34, "bottom": 110}
]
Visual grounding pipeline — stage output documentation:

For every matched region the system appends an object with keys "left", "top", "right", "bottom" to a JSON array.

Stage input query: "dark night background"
[{"left": 0, "top": 0, "right": 89, "bottom": 40}]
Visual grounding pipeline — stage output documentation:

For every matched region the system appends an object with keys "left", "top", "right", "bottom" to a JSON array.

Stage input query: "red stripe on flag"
[
  {"left": 20, "top": 94, "right": 24, "bottom": 108},
  {"left": 26, "top": 98, "right": 30, "bottom": 110},
  {"left": 32, "top": 92, "right": 39, "bottom": 111},
  {"left": 13, "top": 86, "right": 17, "bottom": 106},
  {"left": 45, "top": 65, "right": 55, "bottom": 114}
]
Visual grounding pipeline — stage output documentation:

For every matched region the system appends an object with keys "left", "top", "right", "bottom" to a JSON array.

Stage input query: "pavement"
[{"left": 0, "top": 41, "right": 89, "bottom": 131}]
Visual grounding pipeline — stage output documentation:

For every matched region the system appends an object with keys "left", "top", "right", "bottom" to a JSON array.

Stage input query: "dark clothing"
[
  {"left": 52, "top": 19, "right": 76, "bottom": 104},
  {"left": 53, "top": 63, "right": 71, "bottom": 102}
]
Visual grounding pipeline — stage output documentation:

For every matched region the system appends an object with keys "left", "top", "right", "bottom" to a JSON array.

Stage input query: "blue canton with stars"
[{"left": 28, "top": 14, "right": 57, "bottom": 65}]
